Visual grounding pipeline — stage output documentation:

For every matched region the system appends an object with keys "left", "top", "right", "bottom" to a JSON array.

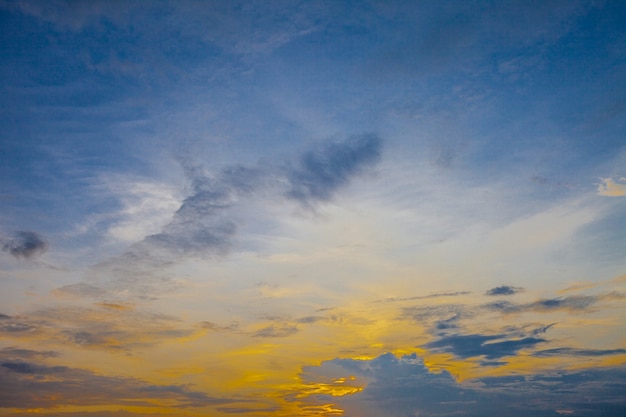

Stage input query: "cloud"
[
  {"left": 2, "top": 231, "right": 48, "bottom": 259},
  {"left": 597, "top": 177, "right": 626, "bottom": 197},
  {"left": 0, "top": 315, "right": 40, "bottom": 334},
  {"left": 216, "top": 406, "right": 281, "bottom": 414},
  {"left": 286, "top": 134, "right": 382, "bottom": 207},
  {"left": 532, "top": 347, "right": 626, "bottom": 358},
  {"left": 424, "top": 334, "right": 546, "bottom": 360},
  {"left": 54, "top": 283, "right": 108, "bottom": 298},
  {"left": 375, "top": 291, "right": 471, "bottom": 303},
  {"left": 0, "top": 347, "right": 58, "bottom": 360},
  {"left": 80, "top": 134, "right": 384, "bottom": 299},
  {"left": 253, "top": 323, "right": 299, "bottom": 338},
  {"left": 199, "top": 321, "right": 241, "bottom": 332},
  {"left": 300, "top": 352, "right": 626, "bottom": 417},
  {"left": 0, "top": 307, "right": 198, "bottom": 353},
  {"left": 485, "top": 285, "right": 523, "bottom": 296},
  {"left": 483, "top": 292, "right": 624, "bottom": 314},
  {"left": 0, "top": 360, "right": 237, "bottom": 409},
  {"left": 402, "top": 304, "right": 473, "bottom": 332},
  {"left": 117, "top": 134, "right": 380, "bottom": 264}
]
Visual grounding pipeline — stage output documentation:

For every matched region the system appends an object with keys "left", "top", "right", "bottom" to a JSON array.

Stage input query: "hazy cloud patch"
[
  {"left": 2, "top": 231, "right": 48, "bottom": 259},
  {"left": 486, "top": 286, "right": 523, "bottom": 296},
  {"left": 253, "top": 323, "right": 299, "bottom": 338},
  {"left": 0, "top": 347, "right": 58, "bottom": 360},
  {"left": 376, "top": 290, "right": 470, "bottom": 303},
  {"left": 286, "top": 134, "right": 382, "bottom": 207}
]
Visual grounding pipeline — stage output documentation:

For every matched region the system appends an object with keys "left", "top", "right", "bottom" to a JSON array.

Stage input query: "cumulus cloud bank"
[{"left": 301, "top": 352, "right": 626, "bottom": 417}]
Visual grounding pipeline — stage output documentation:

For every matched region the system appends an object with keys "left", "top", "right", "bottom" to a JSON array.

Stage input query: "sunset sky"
[{"left": 1, "top": 1, "right": 625, "bottom": 416}]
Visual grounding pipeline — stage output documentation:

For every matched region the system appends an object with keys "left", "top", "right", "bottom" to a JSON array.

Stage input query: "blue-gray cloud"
[
  {"left": 286, "top": 134, "right": 382, "bottom": 207},
  {"left": 424, "top": 334, "right": 546, "bottom": 360},
  {"left": 301, "top": 352, "right": 626, "bottom": 417},
  {"left": 532, "top": 347, "right": 626, "bottom": 358},
  {"left": 253, "top": 323, "right": 299, "bottom": 338},
  {"left": 2, "top": 231, "right": 48, "bottom": 259},
  {"left": 486, "top": 285, "right": 523, "bottom": 296}
]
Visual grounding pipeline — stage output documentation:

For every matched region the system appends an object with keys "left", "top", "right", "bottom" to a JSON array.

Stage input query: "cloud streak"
[{"left": 483, "top": 292, "right": 624, "bottom": 314}]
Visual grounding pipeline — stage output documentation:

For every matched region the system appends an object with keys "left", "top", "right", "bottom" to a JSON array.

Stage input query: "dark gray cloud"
[
  {"left": 486, "top": 286, "right": 523, "bottom": 296},
  {"left": 424, "top": 334, "right": 546, "bottom": 360},
  {"left": 302, "top": 352, "right": 626, "bottom": 417},
  {"left": 2, "top": 231, "right": 48, "bottom": 259},
  {"left": 0, "top": 360, "right": 237, "bottom": 409},
  {"left": 483, "top": 292, "right": 624, "bottom": 314},
  {"left": 286, "top": 134, "right": 382, "bottom": 206}
]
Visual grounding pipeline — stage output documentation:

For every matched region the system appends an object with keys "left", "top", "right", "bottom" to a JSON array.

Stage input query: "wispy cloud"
[
  {"left": 533, "top": 347, "right": 626, "bottom": 358},
  {"left": 0, "top": 359, "right": 238, "bottom": 409},
  {"left": 286, "top": 134, "right": 382, "bottom": 207},
  {"left": 483, "top": 292, "right": 624, "bottom": 314}
]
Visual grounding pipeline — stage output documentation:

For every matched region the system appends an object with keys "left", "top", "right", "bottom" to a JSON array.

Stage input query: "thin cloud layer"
[{"left": 0, "top": 359, "right": 237, "bottom": 409}]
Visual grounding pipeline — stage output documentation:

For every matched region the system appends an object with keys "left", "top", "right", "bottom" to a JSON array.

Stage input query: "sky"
[{"left": 0, "top": 1, "right": 625, "bottom": 416}]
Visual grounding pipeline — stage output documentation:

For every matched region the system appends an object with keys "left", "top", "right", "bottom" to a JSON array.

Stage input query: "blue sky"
[{"left": 1, "top": 1, "right": 625, "bottom": 416}]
